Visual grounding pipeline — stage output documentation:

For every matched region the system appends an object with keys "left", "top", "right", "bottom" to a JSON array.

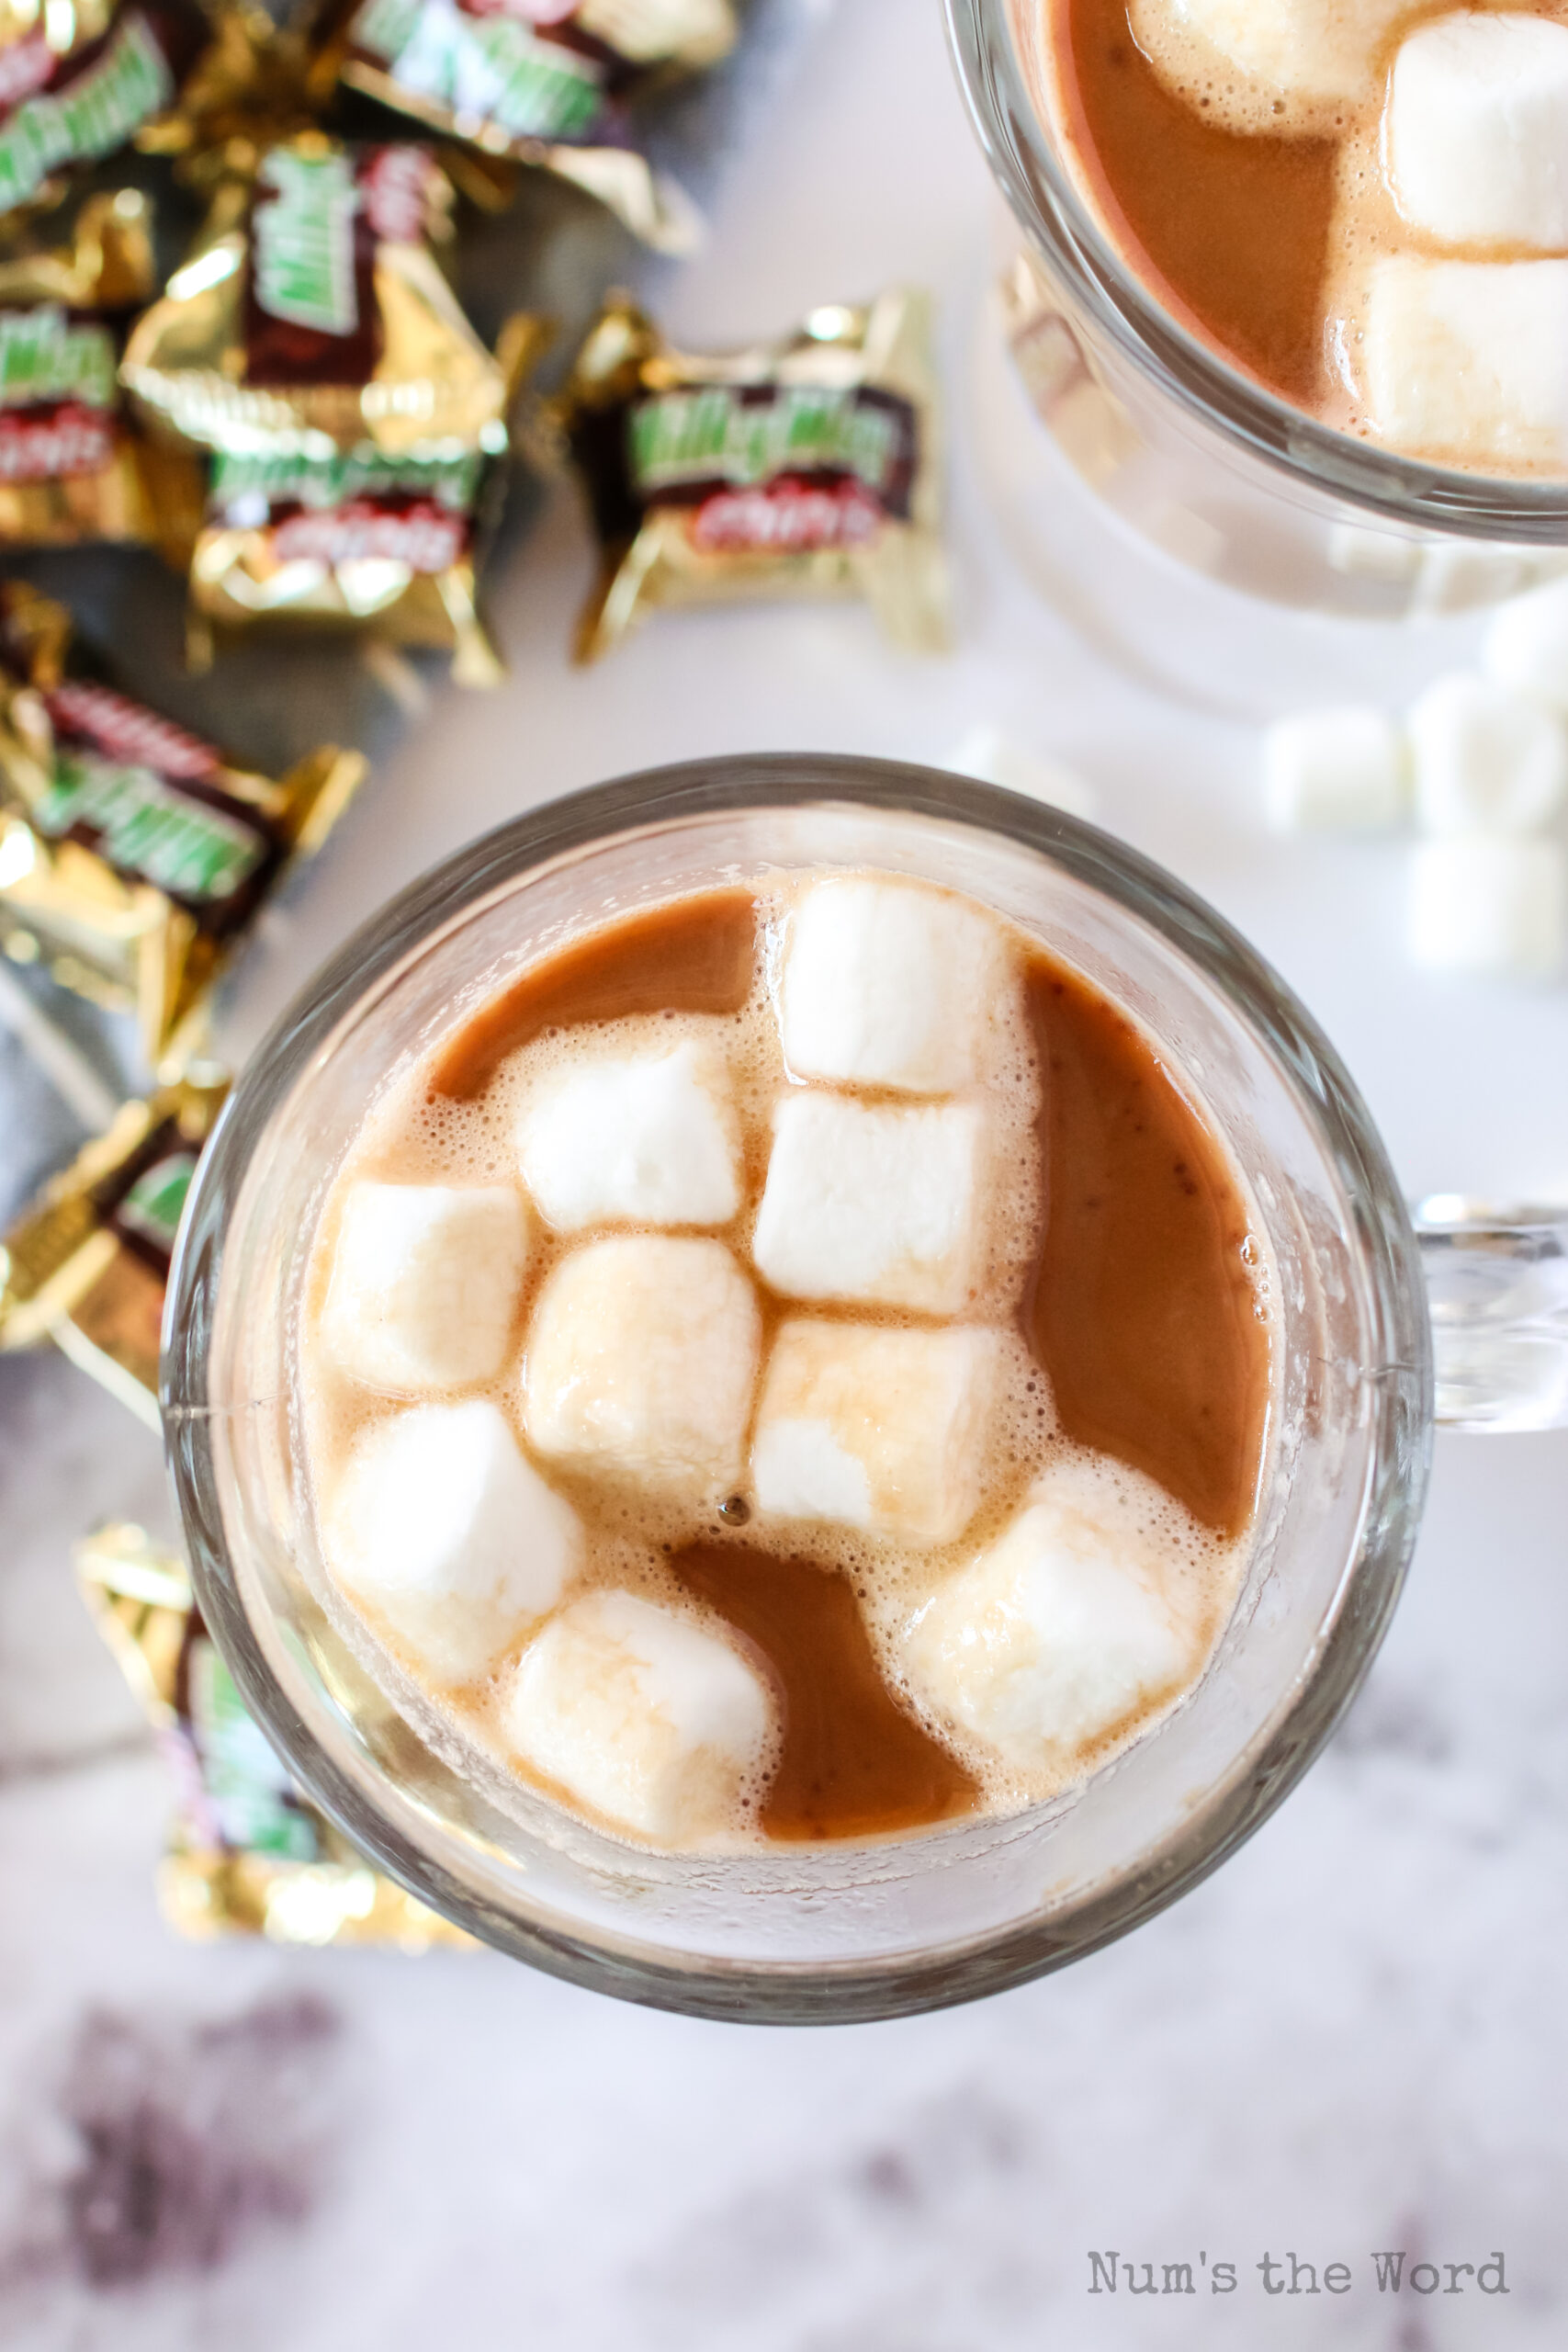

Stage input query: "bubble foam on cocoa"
[{"left": 295, "top": 872, "right": 1264, "bottom": 1851}]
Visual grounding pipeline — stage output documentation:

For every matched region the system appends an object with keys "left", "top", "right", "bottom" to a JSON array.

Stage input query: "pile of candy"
[{"left": 0, "top": 1, "right": 953, "bottom": 1946}]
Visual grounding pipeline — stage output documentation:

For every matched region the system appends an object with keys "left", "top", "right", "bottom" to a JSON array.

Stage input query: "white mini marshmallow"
[
  {"left": 900, "top": 1477, "right": 1192, "bottom": 1770},
  {"left": 779, "top": 876, "right": 1008, "bottom": 1094},
  {"left": 522, "top": 1236, "right": 761, "bottom": 1497},
  {"left": 503, "top": 1590, "right": 773, "bottom": 1843},
  {"left": 1408, "top": 836, "right": 1567, "bottom": 978},
  {"left": 325, "top": 1399, "right": 580, "bottom": 1681},
  {"left": 751, "top": 1093, "right": 985, "bottom": 1315},
  {"left": 1134, "top": 0, "right": 1409, "bottom": 105},
  {"left": 516, "top": 1039, "right": 741, "bottom": 1232},
  {"left": 1361, "top": 257, "right": 1568, "bottom": 469},
  {"left": 1483, "top": 576, "right": 1568, "bottom": 715},
  {"left": 1386, "top": 14, "right": 1568, "bottom": 251},
  {"left": 751, "top": 1321, "right": 998, "bottom": 1545},
  {"left": 1261, "top": 707, "right": 1408, "bottom": 832},
  {"left": 1407, "top": 673, "right": 1568, "bottom": 834},
  {"left": 322, "top": 1182, "right": 528, "bottom": 1393}
]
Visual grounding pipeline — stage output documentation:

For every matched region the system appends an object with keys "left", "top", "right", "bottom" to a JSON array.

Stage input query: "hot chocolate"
[
  {"left": 1036, "top": 0, "right": 1568, "bottom": 475},
  {"left": 296, "top": 872, "right": 1273, "bottom": 1852}
]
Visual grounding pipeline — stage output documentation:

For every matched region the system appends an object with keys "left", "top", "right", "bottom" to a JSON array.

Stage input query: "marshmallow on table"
[
  {"left": 1408, "top": 836, "right": 1567, "bottom": 978},
  {"left": 503, "top": 1590, "right": 773, "bottom": 1843},
  {"left": 1408, "top": 673, "right": 1568, "bottom": 834},
  {"left": 325, "top": 1399, "right": 580, "bottom": 1682},
  {"left": 751, "top": 1092, "right": 984, "bottom": 1316},
  {"left": 522, "top": 1236, "right": 761, "bottom": 1498},
  {"left": 516, "top": 1039, "right": 741, "bottom": 1233},
  {"left": 752, "top": 1321, "right": 998, "bottom": 1545},
  {"left": 900, "top": 1476, "right": 1193, "bottom": 1770},
  {"left": 1261, "top": 707, "right": 1408, "bottom": 832},
  {"left": 1385, "top": 14, "right": 1568, "bottom": 251},
  {"left": 779, "top": 876, "right": 1008, "bottom": 1094},
  {"left": 1360, "top": 257, "right": 1568, "bottom": 470},
  {"left": 1483, "top": 577, "right": 1568, "bottom": 716},
  {"left": 322, "top": 1181, "right": 529, "bottom": 1393},
  {"left": 1133, "top": 0, "right": 1410, "bottom": 104}
]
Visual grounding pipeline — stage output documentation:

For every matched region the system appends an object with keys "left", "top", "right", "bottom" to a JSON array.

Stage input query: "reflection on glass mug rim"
[
  {"left": 165, "top": 753, "right": 1536, "bottom": 2022},
  {"left": 946, "top": 0, "right": 1568, "bottom": 621}
]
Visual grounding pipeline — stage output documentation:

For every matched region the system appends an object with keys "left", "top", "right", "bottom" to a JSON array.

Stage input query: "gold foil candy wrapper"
[
  {"left": 121, "top": 133, "right": 548, "bottom": 682},
  {"left": 135, "top": 2, "right": 322, "bottom": 193},
  {"left": 310, "top": 0, "right": 727, "bottom": 254},
  {"left": 0, "top": 1068, "right": 228, "bottom": 1422},
  {"left": 560, "top": 287, "right": 952, "bottom": 662},
  {"left": 0, "top": 2, "right": 212, "bottom": 223},
  {"left": 0, "top": 579, "right": 367, "bottom": 1057},
  {"left": 74, "top": 1522, "right": 471, "bottom": 1950},
  {"left": 0, "top": 184, "right": 205, "bottom": 551}
]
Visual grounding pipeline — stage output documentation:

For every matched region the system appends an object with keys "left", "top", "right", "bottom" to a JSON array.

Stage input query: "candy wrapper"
[
  {"left": 0, "top": 183, "right": 206, "bottom": 548},
  {"left": 310, "top": 0, "right": 730, "bottom": 254},
  {"left": 0, "top": 582, "right": 367, "bottom": 1057},
  {"left": 121, "top": 133, "right": 548, "bottom": 682},
  {"left": 0, "top": 1067, "right": 227, "bottom": 1422},
  {"left": 559, "top": 287, "right": 951, "bottom": 662},
  {"left": 0, "top": 2, "right": 209, "bottom": 223},
  {"left": 76, "top": 1522, "right": 471, "bottom": 1948}
]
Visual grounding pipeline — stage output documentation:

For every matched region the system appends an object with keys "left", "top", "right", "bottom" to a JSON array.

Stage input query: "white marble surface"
[{"left": 5, "top": 0, "right": 1568, "bottom": 2341}]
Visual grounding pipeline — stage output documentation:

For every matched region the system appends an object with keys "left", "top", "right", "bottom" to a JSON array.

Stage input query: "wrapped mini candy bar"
[
  {"left": 0, "top": 184, "right": 204, "bottom": 548},
  {"left": 560, "top": 288, "right": 951, "bottom": 662},
  {"left": 0, "top": 1068, "right": 227, "bottom": 1423},
  {"left": 121, "top": 133, "right": 547, "bottom": 682},
  {"left": 0, "top": 580, "right": 367, "bottom": 1058},
  {"left": 0, "top": 2, "right": 209, "bottom": 222},
  {"left": 310, "top": 0, "right": 729, "bottom": 253},
  {"left": 75, "top": 1523, "right": 471, "bottom": 1948}
]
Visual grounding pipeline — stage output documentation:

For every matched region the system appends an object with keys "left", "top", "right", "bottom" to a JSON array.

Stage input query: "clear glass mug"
[
  {"left": 163, "top": 758, "right": 1557, "bottom": 2024},
  {"left": 945, "top": 0, "right": 1568, "bottom": 625}
]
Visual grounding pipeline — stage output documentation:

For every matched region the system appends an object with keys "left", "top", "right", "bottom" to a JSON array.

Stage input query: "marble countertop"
[{"left": 4, "top": 1, "right": 1567, "bottom": 2344}]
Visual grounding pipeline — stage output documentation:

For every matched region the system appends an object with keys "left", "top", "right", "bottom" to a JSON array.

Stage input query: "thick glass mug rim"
[
  {"left": 163, "top": 757, "right": 1431, "bottom": 2022},
  {"left": 946, "top": 0, "right": 1568, "bottom": 542}
]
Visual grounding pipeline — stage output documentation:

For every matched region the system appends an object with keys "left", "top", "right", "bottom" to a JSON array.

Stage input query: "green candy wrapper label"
[
  {"left": 33, "top": 751, "right": 269, "bottom": 908},
  {"left": 351, "top": 0, "right": 604, "bottom": 142},
  {"left": 0, "top": 15, "right": 174, "bottom": 219},
  {"left": 629, "top": 383, "right": 907, "bottom": 501},
  {"left": 254, "top": 146, "right": 359, "bottom": 337}
]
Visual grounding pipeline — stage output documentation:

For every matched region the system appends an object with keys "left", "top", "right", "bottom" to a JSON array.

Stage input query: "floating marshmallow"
[
  {"left": 900, "top": 1477, "right": 1192, "bottom": 1770},
  {"left": 1408, "top": 836, "right": 1567, "bottom": 979},
  {"left": 322, "top": 1182, "right": 529, "bottom": 1394},
  {"left": 325, "top": 1399, "right": 580, "bottom": 1681},
  {"left": 943, "top": 724, "right": 1097, "bottom": 821},
  {"left": 751, "top": 1093, "right": 984, "bottom": 1315},
  {"left": 522, "top": 1236, "right": 761, "bottom": 1497},
  {"left": 516, "top": 1039, "right": 741, "bottom": 1233},
  {"left": 1407, "top": 673, "right": 1568, "bottom": 834},
  {"left": 751, "top": 1321, "right": 998, "bottom": 1545},
  {"left": 1483, "top": 576, "right": 1568, "bottom": 716},
  {"left": 1133, "top": 0, "right": 1410, "bottom": 106},
  {"left": 1361, "top": 256, "right": 1568, "bottom": 469},
  {"left": 1386, "top": 14, "right": 1568, "bottom": 252},
  {"left": 503, "top": 1590, "right": 773, "bottom": 1843},
  {"left": 1261, "top": 707, "right": 1408, "bottom": 832},
  {"left": 779, "top": 876, "right": 1008, "bottom": 1094}
]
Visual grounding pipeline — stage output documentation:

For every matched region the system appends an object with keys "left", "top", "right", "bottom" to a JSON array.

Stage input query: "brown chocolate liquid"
[
  {"left": 1024, "top": 963, "right": 1268, "bottom": 1536},
  {"left": 430, "top": 889, "right": 759, "bottom": 1101},
  {"left": 427, "top": 887, "right": 1268, "bottom": 1838},
  {"left": 672, "top": 1544, "right": 979, "bottom": 1839},
  {"left": 1052, "top": 0, "right": 1337, "bottom": 399}
]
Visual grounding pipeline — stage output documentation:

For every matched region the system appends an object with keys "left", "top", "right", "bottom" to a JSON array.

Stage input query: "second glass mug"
[
  {"left": 946, "top": 0, "right": 1568, "bottom": 620},
  {"left": 164, "top": 757, "right": 1565, "bottom": 2023}
]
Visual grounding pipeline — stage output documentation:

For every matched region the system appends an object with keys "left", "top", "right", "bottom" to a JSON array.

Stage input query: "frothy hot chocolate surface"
[
  {"left": 1036, "top": 0, "right": 1568, "bottom": 473},
  {"left": 297, "top": 873, "right": 1273, "bottom": 1854}
]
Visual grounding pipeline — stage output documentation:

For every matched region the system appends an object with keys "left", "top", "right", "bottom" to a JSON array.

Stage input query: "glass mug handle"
[{"left": 1415, "top": 1198, "right": 1568, "bottom": 1430}]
